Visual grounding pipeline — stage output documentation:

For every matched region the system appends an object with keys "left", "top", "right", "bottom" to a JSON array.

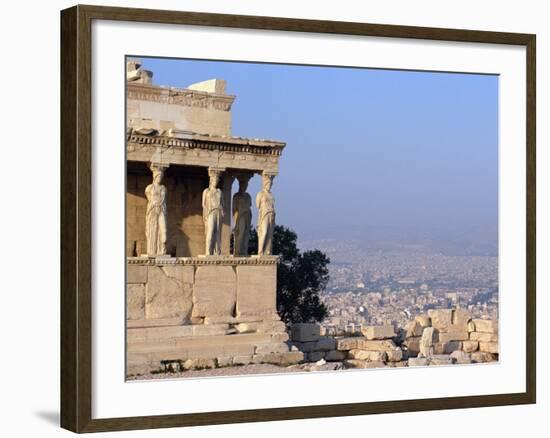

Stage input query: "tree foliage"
[{"left": 248, "top": 225, "right": 330, "bottom": 324}]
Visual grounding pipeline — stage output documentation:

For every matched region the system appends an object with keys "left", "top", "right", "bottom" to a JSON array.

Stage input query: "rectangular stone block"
[
  {"left": 462, "top": 340, "right": 479, "bottom": 353},
  {"left": 434, "top": 341, "right": 462, "bottom": 354},
  {"left": 428, "top": 309, "right": 453, "bottom": 331},
  {"left": 146, "top": 266, "right": 193, "bottom": 321},
  {"left": 192, "top": 266, "right": 236, "bottom": 320},
  {"left": 361, "top": 325, "right": 395, "bottom": 340},
  {"left": 403, "top": 337, "right": 421, "bottom": 355},
  {"left": 291, "top": 323, "right": 321, "bottom": 342},
  {"left": 348, "top": 349, "right": 387, "bottom": 361},
  {"left": 127, "top": 284, "right": 145, "bottom": 320},
  {"left": 437, "top": 328, "right": 469, "bottom": 343},
  {"left": 452, "top": 308, "right": 471, "bottom": 326},
  {"left": 236, "top": 264, "right": 276, "bottom": 318},
  {"left": 314, "top": 337, "right": 337, "bottom": 351},
  {"left": 325, "top": 350, "right": 347, "bottom": 361},
  {"left": 479, "top": 342, "right": 499, "bottom": 354},
  {"left": 307, "top": 351, "right": 326, "bottom": 362},
  {"left": 470, "top": 332, "right": 498, "bottom": 342},
  {"left": 415, "top": 315, "right": 431, "bottom": 328},
  {"left": 255, "top": 343, "right": 289, "bottom": 355},
  {"left": 473, "top": 319, "right": 498, "bottom": 334},
  {"left": 127, "top": 265, "right": 147, "bottom": 284},
  {"left": 337, "top": 338, "right": 397, "bottom": 352}
]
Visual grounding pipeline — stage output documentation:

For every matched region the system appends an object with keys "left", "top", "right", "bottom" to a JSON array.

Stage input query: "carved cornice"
[
  {"left": 127, "top": 82, "right": 235, "bottom": 111},
  {"left": 127, "top": 132, "right": 285, "bottom": 156},
  {"left": 127, "top": 256, "right": 279, "bottom": 266}
]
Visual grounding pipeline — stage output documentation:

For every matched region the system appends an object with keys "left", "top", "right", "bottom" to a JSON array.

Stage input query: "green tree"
[{"left": 248, "top": 225, "right": 330, "bottom": 324}]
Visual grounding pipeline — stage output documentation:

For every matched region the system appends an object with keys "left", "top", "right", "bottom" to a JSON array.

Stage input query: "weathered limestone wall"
[
  {"left": 127, "top": 82, "right": 234, "bottom": 137},
  {"left": 126, "top": 257, "right": 305, "bottom": 375},
  {"left": 126, "top": 166, "right": 208, "bottom": 257},
  {"left": 127, "top": 257, "right": 280, "bottom": 322}
]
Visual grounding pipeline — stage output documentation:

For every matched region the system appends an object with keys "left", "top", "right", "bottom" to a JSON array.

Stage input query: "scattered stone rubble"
[
  {"left": 288, "top": 308, "right": 498, "bottom": 371},
  {"left": 137, "top": 308, "right": 497, "bottom": 376}
]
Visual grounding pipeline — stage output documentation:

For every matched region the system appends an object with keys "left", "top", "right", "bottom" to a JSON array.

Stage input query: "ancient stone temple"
[{"left": 125, "top": 60, "right": 301, "bottom": 375}]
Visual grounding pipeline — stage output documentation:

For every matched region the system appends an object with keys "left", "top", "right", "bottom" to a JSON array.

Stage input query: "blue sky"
[{"left": 139, "top": 57, "right": 498, "bottom": 242}]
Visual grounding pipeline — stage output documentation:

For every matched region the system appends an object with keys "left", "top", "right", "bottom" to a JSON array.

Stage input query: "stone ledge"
[{"left": 127, "top": 255, "right": 279, "bottom": 266}]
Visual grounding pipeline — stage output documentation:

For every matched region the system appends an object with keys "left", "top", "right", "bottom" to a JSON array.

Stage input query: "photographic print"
[{"left": 125, "top": 57, "right": 499, "bottom": 380}]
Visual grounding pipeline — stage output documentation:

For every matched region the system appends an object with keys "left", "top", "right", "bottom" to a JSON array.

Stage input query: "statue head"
[
  {"left": 237, "top": 174, "right": 250, "bottom": 193},
  {"left": 262, "top": 174, "right": 274, "bottom": 192},
  {"left": 208, "top": 169, "right": 221, "bottom": 189},
  {"left": 151, "top": 166, "right": 164, "bottom": 185}
]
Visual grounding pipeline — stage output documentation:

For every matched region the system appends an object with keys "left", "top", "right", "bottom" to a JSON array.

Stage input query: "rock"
[
  {"left": 408, "top": 357, "right": 429, "bottom": 367},
  {"left": 307, "top": 351, "right": 326, "bottom": 362},
  {"left": 344, "top": 360, "right": 386, "bottom": 369},
  {"left": 324, "top": 350, "right": 347, "bottom": 361},
  {"left": 429, "top": 354, "right": 453, "bottom": 365},
  {"left": 291, "top": 323, "right": 321, "bottom": 342},
  {"left": 438, "top": 327, "right": 469, "bottom": 342},
  {"left": 255, "top": 343, "right": 290, "bottom": 355},
  {"left": 462, "top": 340, "right": 479, "bottom": 353},
  {"left": 479, "top": 342, "right": 499, "bottom": 354},
  {"left": 415, "top": 315, "right": 431, "bottom": 328},
  {"left": 467, "top": 321, "right": 476, "bottom": 332},
  {"left": 254, "top": 351, "right": 304, "bottom": 366},
  {"left": 404, "top": 320, "right": 423, "bottom": 337},
  {"left": 216, "top": 356, "right": 232, "bottom": 367},
  {"left": 315, "top": 358, "right": 326, "bottom": 366},
  {"left": 336, "top": 337, "right": 362, "bottom": 351},
  {"left": 428, "top": 309, "right": 453, "bottom": 331},
  {"left": 358, "top": 339, "right": 397, "bottom": 351},
  {"left": 419, "top": 327, "right": 436, "bottom": 357},
  {"left": 348, "top": 349, "right": 387, "bottom": 361},
  {"left": 361, "top": 325, "right": 395, "bottom": 340},
  {"left": 452, "top": 308, "right": 471, "bottom": 326},
  {"left": 388, "top": 360, "right": 408, "bottom": 367},
  {"left": 434, "top": 341, "right": 462, "bottom": 354},
  {"left": 233, "top": 355, "right": 253, "bottom": 366},
  {"left": 471, "top": 351, "right": 497, "bottom": 363},
  {"left": 450, "top": 350, "right": 472, "bottom": 364},
  {"left": 386, "top": 348, "right": 403, "bottom": 362},
  {"left": 473, "top": 319, "right": 498, "bottom": 334},
  {"left": 315, "top": 337, "right": 338, "bottom": 351},
  {"left": 402, "top": 337, "right": 421, "bottom": 356},
  {"left": 182, "top": 358, "right": 216, "bottom": 370},
  {"left": 470, "top": 332, "right": 498, "bottom": 342}
]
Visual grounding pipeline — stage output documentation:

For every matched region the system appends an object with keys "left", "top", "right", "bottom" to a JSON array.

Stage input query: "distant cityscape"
[{"left": 300, "top": 230, "right": 498, "bottom": 335}]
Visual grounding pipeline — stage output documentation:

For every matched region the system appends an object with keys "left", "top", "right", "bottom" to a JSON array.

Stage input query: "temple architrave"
[{"left": 125, "top": 60, "right": 303, "bottom": 375}]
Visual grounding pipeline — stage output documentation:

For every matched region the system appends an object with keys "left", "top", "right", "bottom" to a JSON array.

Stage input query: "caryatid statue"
[
  {"left": 232, "top": 174, "right": 252, "bottom": 256},
  {"left": 145, "top": 164, "right": 167, "bottom": 256},
  {"left": 202, "top": 169, "right": 224, "bottom": 255},
  {"left": 256, "top": 173, "right": 276, "bottom": 256}
]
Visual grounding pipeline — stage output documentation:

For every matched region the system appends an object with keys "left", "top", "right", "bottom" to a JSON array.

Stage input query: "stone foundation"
[{"left": 126, "top": 256, "right": 303, "bottom": 375}]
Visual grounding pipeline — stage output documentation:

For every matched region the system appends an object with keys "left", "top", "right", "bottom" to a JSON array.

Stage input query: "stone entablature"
[
  {"left": 127, "top": 255, "right": 279, "bottom": 266},
  {"left": 128, "top": 82, "right": 236, "bottom": 111}
]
